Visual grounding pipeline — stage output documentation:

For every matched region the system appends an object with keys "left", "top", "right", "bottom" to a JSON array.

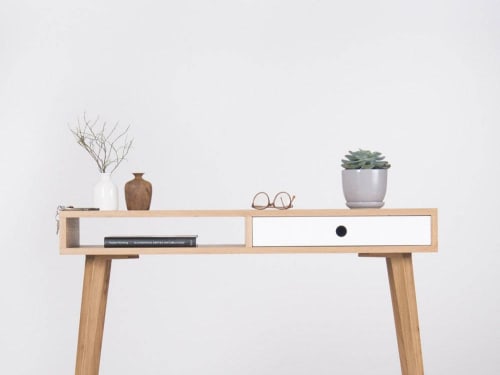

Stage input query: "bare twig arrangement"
[{"left": 69, "top": 113, "right": 133, "bottom": 173}]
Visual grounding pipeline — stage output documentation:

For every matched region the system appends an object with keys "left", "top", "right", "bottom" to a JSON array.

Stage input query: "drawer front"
[{"left": 252, "top": 216, "right": 432, "bottom": 247}]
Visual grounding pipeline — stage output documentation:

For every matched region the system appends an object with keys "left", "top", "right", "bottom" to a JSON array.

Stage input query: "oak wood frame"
[{"left": 59, "top": 208, "right": 437, "bottom": 375}]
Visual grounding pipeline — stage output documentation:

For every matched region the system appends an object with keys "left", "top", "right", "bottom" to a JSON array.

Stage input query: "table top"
[{"left": 59, "top": 208, "right": 437, "bottom": 218}]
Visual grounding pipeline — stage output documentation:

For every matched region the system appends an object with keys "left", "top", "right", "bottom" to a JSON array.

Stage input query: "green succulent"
[{"left": 341, "top": 149, "right": 391, "bottom": 169}]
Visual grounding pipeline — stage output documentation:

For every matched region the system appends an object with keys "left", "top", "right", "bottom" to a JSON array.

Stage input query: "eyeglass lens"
[
  {"left": 273, "top": 192, "right": 292, "bottom": 209},
  {"left": 252, "top": 192, "right": 270, "bottom": 209}
]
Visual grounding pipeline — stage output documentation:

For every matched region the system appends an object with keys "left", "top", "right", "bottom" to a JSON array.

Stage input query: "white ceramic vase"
[
  {"left": 342, "top": 169, "right": 388, "bottom": 208},
  {"left": 94, "top": 172, "right": 118, "bottom": 210}
]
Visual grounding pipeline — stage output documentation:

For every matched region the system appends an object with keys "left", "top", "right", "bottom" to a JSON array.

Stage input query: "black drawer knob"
[{"left": 336, "top": 225, "right": 347, "bottom": 237}]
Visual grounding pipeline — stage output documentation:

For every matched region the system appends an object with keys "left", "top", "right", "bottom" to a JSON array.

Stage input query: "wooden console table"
[{"left": 58, "top": 208, "right": 438, "bottom": 375}]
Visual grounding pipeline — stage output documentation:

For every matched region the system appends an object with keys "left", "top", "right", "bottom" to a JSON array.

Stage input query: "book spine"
[{"left": 104, "top": 237, "right": 197, "bottom": 248}]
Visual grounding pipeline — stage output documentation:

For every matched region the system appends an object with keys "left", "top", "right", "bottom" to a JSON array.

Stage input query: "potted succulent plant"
[{"left": 341, "top": 149, "right": 391, "bottom": 208}]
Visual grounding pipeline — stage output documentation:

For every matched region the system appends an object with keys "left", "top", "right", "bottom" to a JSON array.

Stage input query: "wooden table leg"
[
  {"left": 75, "top": 255, "right": 112, "bottom": 375},
  {"left": 386, "top": 253, "right": 424, "bottom": 375}
]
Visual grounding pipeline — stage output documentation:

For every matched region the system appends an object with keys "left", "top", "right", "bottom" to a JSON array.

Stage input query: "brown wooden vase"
[{"left": 124, "top": 173, "right": 152, "bottom": 210}]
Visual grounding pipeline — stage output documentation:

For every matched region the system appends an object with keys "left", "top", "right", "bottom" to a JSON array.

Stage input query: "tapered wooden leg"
[
  {"left": 75, "top": 256, "right": 112, "bottom": 375},
  {"left": 386, "top": 253, "right": 424, "bottom": 375}
]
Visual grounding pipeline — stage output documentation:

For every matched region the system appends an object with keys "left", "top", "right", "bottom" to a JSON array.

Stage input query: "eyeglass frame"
[{"left": 251, "top": 191, "right": 295, "bottom": 210}]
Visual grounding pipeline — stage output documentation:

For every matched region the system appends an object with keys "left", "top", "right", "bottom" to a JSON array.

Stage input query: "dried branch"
[{"left": 69, "top": 112, "right": 133, "bottom": 173}]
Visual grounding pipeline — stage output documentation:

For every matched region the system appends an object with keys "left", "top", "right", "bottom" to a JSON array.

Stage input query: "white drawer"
[{"left": 252, "top": 216, "right": 432, "bottom": 247}]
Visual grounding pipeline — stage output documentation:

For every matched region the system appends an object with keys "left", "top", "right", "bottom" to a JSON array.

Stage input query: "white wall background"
[{"left": 1, "top": 0, "right": 499, "bottom": 374}]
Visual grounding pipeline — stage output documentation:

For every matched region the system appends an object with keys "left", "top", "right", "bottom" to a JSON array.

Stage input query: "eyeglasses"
[{"left": 251, "top": 192, "right": 295, "bottom": 210}]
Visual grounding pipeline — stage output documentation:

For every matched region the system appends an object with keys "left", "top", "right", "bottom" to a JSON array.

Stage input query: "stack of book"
[{"left": 104, "top": 235, "right": 197, "bottom": 248}]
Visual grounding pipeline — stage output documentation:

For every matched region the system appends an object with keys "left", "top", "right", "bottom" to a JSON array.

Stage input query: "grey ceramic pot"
[{"left": 342, "top": 169, "right": 388, "bottom": 208}]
